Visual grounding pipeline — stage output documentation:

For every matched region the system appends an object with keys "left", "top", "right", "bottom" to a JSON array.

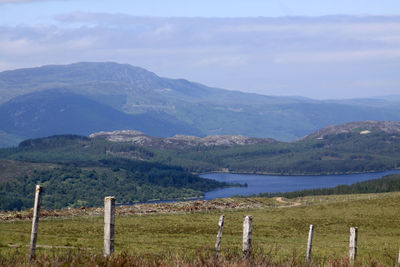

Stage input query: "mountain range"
[{"left": 1, "top": 62, "right": 400, "bottom": 147}]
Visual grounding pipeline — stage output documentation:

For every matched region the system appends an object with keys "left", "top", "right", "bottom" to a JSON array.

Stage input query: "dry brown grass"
[{"left": 0, "top": 248, "right": 389, "bottom": 267}]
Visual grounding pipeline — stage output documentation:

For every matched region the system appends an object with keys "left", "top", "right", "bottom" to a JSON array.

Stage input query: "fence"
[{"left": 3, "top": 184, "right": 400, "bottom": 263}]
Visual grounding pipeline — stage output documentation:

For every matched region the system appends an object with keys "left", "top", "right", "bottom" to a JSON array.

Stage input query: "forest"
[
  {"left": 1, "top": 131, "right": 400, "bottom": 210},
  {"left": 151, "top": 131, "right": 400, "bottom": 174},
  {"left": 0, "top": 136, "right": 228, "bottom": 210}
]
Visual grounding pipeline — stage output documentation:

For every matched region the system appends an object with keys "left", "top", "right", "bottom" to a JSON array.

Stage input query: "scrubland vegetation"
[{"left": 1, "top": 193, "right": 400, "bottom": 266}]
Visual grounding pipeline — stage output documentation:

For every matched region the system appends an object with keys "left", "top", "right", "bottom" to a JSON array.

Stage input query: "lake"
[{"left": 201, "top": 170, "right": 400, "bottom": 200}]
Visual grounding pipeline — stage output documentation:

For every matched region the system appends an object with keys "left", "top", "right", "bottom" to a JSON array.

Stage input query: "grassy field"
[{"left": 1, "top": 193, "right": 400, "bottom": 266}]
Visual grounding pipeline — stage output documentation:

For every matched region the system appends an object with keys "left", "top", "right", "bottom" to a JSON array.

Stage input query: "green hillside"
[
  {"left": 151, "top": 131, "right": 400, "bottom": 174},
  {"left": 3, "top": 129, "right": 400, "bottom": 176},
  {"left": 3, "top": 125, "right": 400, "bottom": 171},
  {"left": 0, "top": 136, "right": 227, "bottom": 210},
  {"left": 0, "top": 158, "right": 226, "bottom": 210}
]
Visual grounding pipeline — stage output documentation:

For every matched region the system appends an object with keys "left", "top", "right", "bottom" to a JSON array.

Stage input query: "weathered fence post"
[
  {"left": 306, "top": 224, "right": 314, "bottom": 262},
  {"left": 349, "top": 227, "right": 358, "bottom": 263},
  {"left": 215, "top": 215, "right": 224, "bottom": 255},
  {"left": 397, "top": 250, "right": 400, "bottom": 266},
  {"left": 243, "top": 215, "right": 253, "bottom": 259},
  {"left": 104, "top": 196, "right": 115, "bottom": 256},
  {"left": 29, "top": 185, "right": 43, "bottom": 261},
  {"left": 398, "top": 248, "right": 400, "bottom": 266}
]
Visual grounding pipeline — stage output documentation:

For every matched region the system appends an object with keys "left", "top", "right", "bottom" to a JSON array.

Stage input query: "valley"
[
  {"left": 2, "top": 3, "right": 400, "bottom": 265},
  {"left": 1, "top": 64, "right": 400, "bottom": 266},
  {"left": 1, "top": 120, "right": 400, "bottom": 211}
]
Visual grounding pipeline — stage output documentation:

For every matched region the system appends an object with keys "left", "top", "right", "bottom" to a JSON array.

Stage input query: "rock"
[
  {"left": 90, "top": 130, "right": 277, "bottom": 149},
  {"left": 302, "top": 121, "right": 400, "bottom": 140}
]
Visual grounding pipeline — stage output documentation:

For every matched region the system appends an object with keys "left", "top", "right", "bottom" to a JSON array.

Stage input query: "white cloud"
[
  {"left": 274, "top": 49, "right": 400, "bottom": 64},
  {"left": 195, "top": 55, "right": 248, "bottom": 67},
  {"left": 1, "top": 15, "right": 400, "bottom": 98}
]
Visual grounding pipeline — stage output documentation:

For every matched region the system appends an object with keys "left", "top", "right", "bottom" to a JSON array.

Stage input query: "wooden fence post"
[
  {"left": 29, "top": 185, "right": 42, "bottom": 261},
  {"left": 215, "top": 215, "right": 224, "bottom": 255},
  {"left": 398, "top": 248, "right": 400, "bottom": 266},
  {"left": 306, "top": 224, "right": 314, "bottom": 262},
  {"left": 397, "top": 250, "right": 400, "bottom": 266},
  {"left": 349, "top": 227, "right": 358, "bottom": 263},
  {"left": 104, "top": 196, "right": 115, "bottom": 256},
  {"left": 243, "top": 215, "right": 253, "bottom": 259}
]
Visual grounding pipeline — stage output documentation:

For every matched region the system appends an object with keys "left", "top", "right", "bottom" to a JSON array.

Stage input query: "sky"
[{"left": 0, "top": 0, "right": 400, "bottom": 99}]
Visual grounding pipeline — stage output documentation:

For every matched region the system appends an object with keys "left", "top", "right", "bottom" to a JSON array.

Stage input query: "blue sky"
[
  {"left": 0, "top": 0, "right": 400, "bottom": 99},
  {"left": 2, "top": 0, "right": 400, "bottom": 22}
]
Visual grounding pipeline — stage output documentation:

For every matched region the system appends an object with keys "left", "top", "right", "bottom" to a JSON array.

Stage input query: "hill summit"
[
  {"left": 303, "top": 121, "right": 400, "bottom": 140},
  {"left": 90, "top": 130, "right": 277, "bottom": 149}
]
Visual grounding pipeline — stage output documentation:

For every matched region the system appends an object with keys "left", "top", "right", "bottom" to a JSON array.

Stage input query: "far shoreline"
[{"left": 198, "top": 168, "right": 400, "bottom": 177}]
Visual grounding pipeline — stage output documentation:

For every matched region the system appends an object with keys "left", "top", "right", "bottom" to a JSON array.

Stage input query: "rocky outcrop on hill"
[
  {"left": 303, "top": 121, "right": 400, "bottom": 140},
  {"left": 90, "top": 130, "right": 277, "bottom": 149}
]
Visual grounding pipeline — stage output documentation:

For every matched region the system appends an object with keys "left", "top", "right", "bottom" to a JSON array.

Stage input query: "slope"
[
  {"left": 90, "top": 121, "right": 400, "bottom": 175},
  {"left": 0, "top": 135, "right": 227, "bottom": 210},
  {"left": 1, "top": 121, "right": 400, "bottom": 176},
  {"left": 0, "top": 89, "right": 202, "bottom": 145}
]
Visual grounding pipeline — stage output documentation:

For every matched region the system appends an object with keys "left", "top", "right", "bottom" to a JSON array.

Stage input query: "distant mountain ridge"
[
  {"left": 1, "top": 62, "right": 400, "bottom": 147},
  {"left": 0, "top": 62, "right": 297, "bottom": 105},
  {"left": 0, "top": 90, "right": 203, "bottom": 140},
  {"left": 90, "top": 120, "right": 400, "bottom": 149},
  {"left": 90, "top": 130, "right": 277, "bottom": 149}
]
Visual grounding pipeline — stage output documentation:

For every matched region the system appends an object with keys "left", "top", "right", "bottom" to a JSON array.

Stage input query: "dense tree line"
[
  {"left": 0, "top": 135, "right": 154, "bottom": 163},
  {"left": 2, "top": 132, "right": 400, "bottom": 175},
  {"left": 252, "top": 174, "right": 400, "bottom": 199},
  {"left": 0, "top": 158, "right": 226, "bottom": 211},
  {"left": 153, "top": 132, "right": 400, "bottom": 174}
]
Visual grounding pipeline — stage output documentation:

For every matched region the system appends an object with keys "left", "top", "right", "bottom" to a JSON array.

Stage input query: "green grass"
[{"left": 1, "top": 193, "right": 400, "bottom": 265}]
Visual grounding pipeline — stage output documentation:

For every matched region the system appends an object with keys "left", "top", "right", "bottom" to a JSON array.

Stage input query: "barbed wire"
[
  {"left": 2, "top": 215, "right": 400, "bottom": 257},
  {"left": 2, "top": 242, "right": 398, "bottom": 256},
  {"left": 0, "top": 226, "right": 397, "bottom": 247}
]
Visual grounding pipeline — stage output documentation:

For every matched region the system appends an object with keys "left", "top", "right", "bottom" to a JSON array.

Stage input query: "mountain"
[
  {"left": 0, "top": 90, "right": 202, "bottom": 142},
  {"left": 0, "top": 62, "right": 298, "bottom": 106},
  {"left": 1, "top": 62, "right": 400, "bottom": 146}
]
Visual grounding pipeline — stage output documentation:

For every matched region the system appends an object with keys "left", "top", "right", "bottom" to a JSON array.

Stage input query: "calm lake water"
[{"left": 201, "top": 170, "right": 400, "bottom": 200}]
